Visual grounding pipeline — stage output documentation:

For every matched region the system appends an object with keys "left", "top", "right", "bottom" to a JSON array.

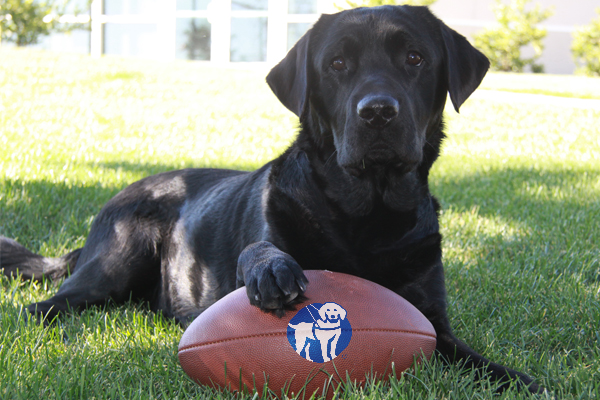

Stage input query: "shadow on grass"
[
  {"left": 2, "top": 162, "right": 598, "bottom": 270},
  {"left": 0, "top": 157, "right": 249, "bottom": 237},
  {"left": 1, "top": 162, "right": 597, "bottom": 399},
  {"left": 0, "top": 178, "right": 116, "bottom": 252},
  {"left": 430, "top": 168, "right": 600, "bottom": 214},
  {"left": 432, "top": 165, "right": 599, "bottom": 233},
  {"left": 93, "top": 159, "right": 262, "bottom": 177},
  {"left": 431, "top": 166, "right": 600, "bottom": 284}
]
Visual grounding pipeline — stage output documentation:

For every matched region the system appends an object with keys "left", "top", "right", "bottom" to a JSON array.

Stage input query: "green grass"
[{"left": 1, "top": 47, "right": 599, "bottom": 399}]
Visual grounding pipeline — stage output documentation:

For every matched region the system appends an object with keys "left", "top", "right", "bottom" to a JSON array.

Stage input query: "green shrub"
[
  {"left": 0, "top": 0, "right": 84, "bottom": 46},
  {"left": 473, "top": 0, "right": 553, "bottom": 73},
  {"left": 572, "top": 8, "right": 600, "bottom": 77}
]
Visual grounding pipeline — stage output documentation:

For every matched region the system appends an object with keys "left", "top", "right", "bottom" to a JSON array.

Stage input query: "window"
[
  {"left": 232, "top": 0, "right": 268, "bottom": 11},
  {"left": 289, "top": 0, "right": 318, "bottom": 14},
  {"left": 176, "top": 0, "right": 211, "bottom": 10},
  {"left": 93, "top": 0, "right": 324, "bottom": 63},
  {"left": 230, "top": 17, "right": 268, "bottom": 62},
  {"left": 287, "top": 23, "right": 311, "bottom": 50},
  {"left": 103, "top": 23, "right": 158, "bottom": 57},
  {"left": 104, "top": 0, "right": 157, "bottom": 15},
  {"left": 287, "top": 0, "right": 317, "bottom": 51},
  {"left": 176, "top": 18, "right": 211, "bottom": 60}
]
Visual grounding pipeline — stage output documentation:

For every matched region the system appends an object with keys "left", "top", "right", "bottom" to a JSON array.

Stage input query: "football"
[{"left": 178, "top": 270, "right": 437, "bottom": 398}]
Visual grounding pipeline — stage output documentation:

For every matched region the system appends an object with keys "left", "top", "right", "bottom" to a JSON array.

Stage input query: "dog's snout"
[{"left": 357, "top": 95, "right": 399, "bottom": 128}]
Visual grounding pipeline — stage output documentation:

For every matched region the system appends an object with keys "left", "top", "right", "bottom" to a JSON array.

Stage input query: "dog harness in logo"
[{"left": 286, "top": 302, "right": 352, "bottom": 363}]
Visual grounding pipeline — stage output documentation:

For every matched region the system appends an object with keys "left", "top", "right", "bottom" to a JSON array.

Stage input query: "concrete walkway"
[{"left": 471, "top": 89, "right": 600, "bottom": 110}]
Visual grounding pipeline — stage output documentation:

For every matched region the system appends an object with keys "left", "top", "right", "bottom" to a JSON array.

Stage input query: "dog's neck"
[
  {"left": 267, "top": 114, "right": 443, "bottom": 265},
  {"left": 291, "top": 110, "right": 445, "bottom": 217},
  {"left": 316, "top": 319, "right": 340, "bottom": 329}
]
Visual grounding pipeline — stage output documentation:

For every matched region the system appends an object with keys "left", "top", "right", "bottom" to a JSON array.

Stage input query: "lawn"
[{"left": 1, "top": 47, "right": 599, "bottom": 399}]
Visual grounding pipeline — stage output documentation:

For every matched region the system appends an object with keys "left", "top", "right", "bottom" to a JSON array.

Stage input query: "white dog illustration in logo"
[{"left": 288, "top": 303, "right": 348, "bottom": 362}]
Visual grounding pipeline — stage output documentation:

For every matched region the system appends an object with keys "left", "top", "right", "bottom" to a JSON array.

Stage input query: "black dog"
[{"left": 1, "top": 5, "right": 542, "bottom": 394}]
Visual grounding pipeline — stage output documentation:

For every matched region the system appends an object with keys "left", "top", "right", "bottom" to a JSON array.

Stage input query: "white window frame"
[{"left": 90, "top": 0, "right": 331, "bottom": 63}]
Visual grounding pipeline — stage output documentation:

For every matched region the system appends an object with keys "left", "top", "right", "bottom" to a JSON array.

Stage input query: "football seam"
[{"left": 178, "top": 328, "right": 436, "bottom": 352}]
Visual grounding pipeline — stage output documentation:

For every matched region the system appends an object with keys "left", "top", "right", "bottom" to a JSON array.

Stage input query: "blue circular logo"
[{"left": 287, "top": 302, "right": 352, "bottom": 363}]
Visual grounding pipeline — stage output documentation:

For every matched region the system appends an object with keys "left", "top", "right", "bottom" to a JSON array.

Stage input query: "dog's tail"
[{"left": 0, "top": 236, "right": 82, "bottom": 281}]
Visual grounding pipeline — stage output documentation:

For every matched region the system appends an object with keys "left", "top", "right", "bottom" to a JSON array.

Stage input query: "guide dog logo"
[{"left": 287, "top": 302, "right": 352, "bottom": 363}]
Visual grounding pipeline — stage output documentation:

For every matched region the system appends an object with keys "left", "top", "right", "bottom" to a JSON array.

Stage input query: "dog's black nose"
[{"left": 357, "top": 95, "right": 399, "bottom": 128}]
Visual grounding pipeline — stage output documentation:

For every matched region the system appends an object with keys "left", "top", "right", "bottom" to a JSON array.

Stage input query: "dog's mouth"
[{"left": 343, "top": 147, "right": 417, "bottom": 178}]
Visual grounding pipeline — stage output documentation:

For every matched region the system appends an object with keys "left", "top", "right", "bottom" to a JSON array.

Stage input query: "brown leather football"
[{"left": 178, "top": 270, "right": 436, "bottom": 398}]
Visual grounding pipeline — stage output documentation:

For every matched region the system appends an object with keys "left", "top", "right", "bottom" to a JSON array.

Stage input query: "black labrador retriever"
[{"left": 1, "top": 5, "right": 542, "bottom": 394}]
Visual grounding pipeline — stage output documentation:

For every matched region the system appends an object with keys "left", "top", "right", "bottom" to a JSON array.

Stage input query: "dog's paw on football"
[{"left": 237, "top": 241, "right": 309, "bottom": 316}]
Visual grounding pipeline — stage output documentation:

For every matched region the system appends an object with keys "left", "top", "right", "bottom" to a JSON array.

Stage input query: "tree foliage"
[
  {"left": 473, "top": 0, "right": 553, "bottom": 73},
  {"left": 0, "top": 0, "right": 84, "bottom": 46},
  {"left": 336, "top": 0, "right": 437, "bottom": 10},
  {"left": 571, "top": 8, "right": 600, "bottom": 77}
]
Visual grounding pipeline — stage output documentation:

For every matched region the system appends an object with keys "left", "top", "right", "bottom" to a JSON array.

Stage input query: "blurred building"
[
  {"left": 91, "top": 0, "right": 335, "bottom": 64},
  {"left": 28, "top": 0, "right": 600, "bottom": 74},
  {"left": 430, "top": 0, "right": 599, "bottom": 74}
]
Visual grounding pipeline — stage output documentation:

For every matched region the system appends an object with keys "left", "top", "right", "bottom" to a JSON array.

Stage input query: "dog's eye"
[
  {"left": 406, "top": 51, "right": 423, "bottom": 66},
  {"left": 331, "top": 56, "right": 346, "bottom": 71}
]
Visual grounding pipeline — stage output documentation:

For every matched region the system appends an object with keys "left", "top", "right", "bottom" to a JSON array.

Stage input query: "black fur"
[{"left": 0, "top": 6, "right": 543, "bottom": 394}]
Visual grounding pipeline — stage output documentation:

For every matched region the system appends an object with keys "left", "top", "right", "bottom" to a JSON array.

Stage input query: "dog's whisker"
[{"left": 323, "top": 149, "right": 338, "bottom": 171}]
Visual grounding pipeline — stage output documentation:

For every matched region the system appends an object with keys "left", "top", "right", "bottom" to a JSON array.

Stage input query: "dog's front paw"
[{"left": 237, "top": 241, "right": 308, "bottom": 314}]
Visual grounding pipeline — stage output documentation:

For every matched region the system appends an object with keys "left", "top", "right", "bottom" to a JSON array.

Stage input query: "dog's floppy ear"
[
  {"left": 338, "top": 306, "right": 347, "bottom": 321},
  {"left": 318, "top": 304, "right": 327, "bottom": 321},
  {"left": 441, "top": 24, "right": 490, "bottom": 112},
  {"left": 266, "top": 28, "right": 311, "bottom": 121}
]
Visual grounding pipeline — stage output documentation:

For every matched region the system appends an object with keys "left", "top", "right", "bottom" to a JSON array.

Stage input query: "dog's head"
[
  {"left": 267, "top": 6, "right": 489, "bottom": 178},
  {"left": 318, "top": 302, "right": 347, "bottom": 323}
]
